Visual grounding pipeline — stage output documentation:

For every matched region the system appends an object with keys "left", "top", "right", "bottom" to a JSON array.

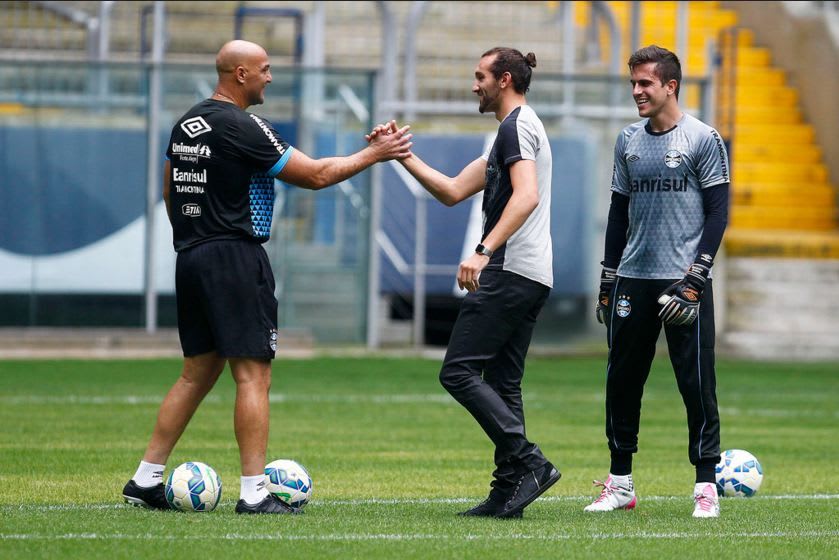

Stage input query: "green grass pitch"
[{"left": 1, "top": 356, "right": 837, "bottom": 559}]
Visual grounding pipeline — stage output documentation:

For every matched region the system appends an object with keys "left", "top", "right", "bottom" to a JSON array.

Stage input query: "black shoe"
[
  {"left": 459, "top": 488, "right": 523, "bottom": 519},
  {"left": 495, "top": 462, "right": 561, "bottom": 518},
  {"left": 235, "top": 494, "right": 299, "bottom": 515},
  {"left": 122, "top": 480, "right": 170, "bottom": 510}
]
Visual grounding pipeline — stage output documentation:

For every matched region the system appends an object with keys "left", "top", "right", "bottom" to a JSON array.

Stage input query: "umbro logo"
[
  {"left": 181, "top": 116, "right": 212, "bottom": 138},
  {"left": 627, "top": 154, "right": 640, "bottom": 162}
]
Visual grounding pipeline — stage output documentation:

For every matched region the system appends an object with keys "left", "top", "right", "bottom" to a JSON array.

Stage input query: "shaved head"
[
  {"left": 212, "top": 40, "right": 272, "bottom": 108},
  {"left": 216, "top": 40, "right": 267, "bottom": 75}
]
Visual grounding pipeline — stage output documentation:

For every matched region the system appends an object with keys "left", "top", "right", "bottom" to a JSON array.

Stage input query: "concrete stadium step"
[
  {"left": 732, "top": 143, "right": 819, "bottom": 163},
  {"left": 721, "top": 331, "right": 839, "bottom": 361},
  {"left": 284, "top": 267, "right": 361, "bottom": 295},
  {"left": 718, "top": 107, "right": 803, "bottom": 126},
  {"left": 733, "top": 47, "right": 773, "bottom": 66},
  {"left": 730, "top": 207, "right": 837, "bottom": 230},
  {"left": 719, "top": 86, "right": 799, "bottom": 107},
  {"left": 721, "top": 257, "right": 839, "bottom": 360},
  {"left": 725, "top": 229, "right": 839, "bottom": 258},
  {"left": 0, "top": 327, "right": 313, "bottom": 358},
  {"left": 735, "top": 124, "right": 815, "bottom": 144},
  {"left": 282, "top": 296, "right": 364, "bottom": 343},
  {"left": 734, "top": 67, "right": 787, "bottom": 85},
  {"left": 733, "top": 162, "right": 828, "bottom": 183},
  {"left": 731, "top": 183, "right": 836, "bottom": 207}
]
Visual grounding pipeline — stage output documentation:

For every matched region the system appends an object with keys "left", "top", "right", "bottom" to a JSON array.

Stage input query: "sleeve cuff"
[{"left": 268, "top": 146, "right": 295, "bottom": 177}]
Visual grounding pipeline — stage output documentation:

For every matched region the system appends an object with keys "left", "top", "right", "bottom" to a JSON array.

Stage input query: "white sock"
[
  {"left": 695, "top": 482, "right": 717, "bottom": 496},
  {"left": 610, "top": 473, "right": 634, "bottom": 491},
  {"left": 240, "top": 474, "right": 269, "bottom": 505},
  {"left": 133, "top": 461, "right": 165, "bottom": 488}
]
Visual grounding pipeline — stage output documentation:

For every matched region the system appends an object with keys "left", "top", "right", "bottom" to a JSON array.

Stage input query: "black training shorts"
[{"left": 175, "top": 238, "right": 279, "bottom": 359}]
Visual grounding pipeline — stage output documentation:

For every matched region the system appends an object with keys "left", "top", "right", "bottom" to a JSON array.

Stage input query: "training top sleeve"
[
  {"left": 513, "top": 116, "right": 540, "bottom": 162},
  {"left": 694, "top": 127, "right": 730, "bottom": 189},
  {"left": 495, "top": 113, "right": 526, "bottom": 166},
  {"left": 603, "top": 191, "right": 630, "bottom": 269},
  {"left": 694, "top": 182, "right": 729, "bottom": 265},
  {"left": 610, "top": 129, "right": 630, "bottom": 195},
  {"left": 481, "top": 140, "right": 491, "bottom": 162},
  {"left": 234, "top": 113, "right": 295, "bottom": 176}
]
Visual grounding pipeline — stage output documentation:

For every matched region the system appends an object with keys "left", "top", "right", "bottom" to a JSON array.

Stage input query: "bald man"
[{"left": 123, "top": 40, "right": 412, "bottom": 515}]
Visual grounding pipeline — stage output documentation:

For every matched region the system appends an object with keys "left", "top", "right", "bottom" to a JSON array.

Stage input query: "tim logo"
[
  {"left": 664, "top": 150, "right": 682, "bottom": 168},
  {"left": 181, "top": 203, "right": 201, "bottom": 217},
  {"left": 180, "top": 116, "right": 212, "bottom": 139}
]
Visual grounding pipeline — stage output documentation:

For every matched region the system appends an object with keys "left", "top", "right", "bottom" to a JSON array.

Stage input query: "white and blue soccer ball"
[
  {"left": 264, "top": 459, "right": 313, "bottom": 509},
  {"left": 165, "top": 461, "right": 222, "bottom": 512},
  {"left": 715, "top": 449, "right": 763, "bottom": 497}
]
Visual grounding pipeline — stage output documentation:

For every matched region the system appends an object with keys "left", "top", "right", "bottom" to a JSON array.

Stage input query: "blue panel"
[
  {"left": 0, "top": 122, "right": 296, "bottom": 257},
  {"left": 380, "top": 135, "right": 483, "bottom": 294},
  {"left": 312, "top": 131, "right": 339, "bottom": 244},
  {"left": 379, "top": 133, "right": 595, "bottom": 297},
  {"left": 549, "top": 136, "right": 596, "bottom": 296},
  {"left": 0, "top": 127, "right": 150, "bottom": 255}
]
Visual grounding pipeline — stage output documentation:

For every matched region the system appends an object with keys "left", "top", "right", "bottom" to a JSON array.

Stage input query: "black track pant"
[
  {"left": 605, "top": 277, "right": 721, "bottom": 467},
  {"left": 439, "top": 269, "right": 550, "bottom": 489}
]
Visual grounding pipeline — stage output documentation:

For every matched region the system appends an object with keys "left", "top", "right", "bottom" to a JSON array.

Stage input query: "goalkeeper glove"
[
  {"left": 595, "top": 263, "right": 617, "bottom": 325},
  {"left": 657, "top": 262, "right": 710, "bottom": 326}
]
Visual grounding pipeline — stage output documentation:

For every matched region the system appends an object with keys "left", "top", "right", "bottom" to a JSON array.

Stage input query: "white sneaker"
[
  {"left": 692, "top": 483, "right": 720, "bottom": 518},
  {"left": 583, "top": 475, "right": 637, "bottom": 512}
]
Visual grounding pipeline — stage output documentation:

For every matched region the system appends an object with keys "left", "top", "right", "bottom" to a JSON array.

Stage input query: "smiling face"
[
  {"left": 472, "top": 55, "right": 502, "bottom": 115},
  {"left": 241, "top": 49, "right": 272, "bottom": 106},
  {"left": 629, "top": 62, "right": 676, "bottom": 119}
]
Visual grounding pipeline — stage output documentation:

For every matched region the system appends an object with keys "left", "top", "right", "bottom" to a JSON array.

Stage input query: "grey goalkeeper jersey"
[{"left": 611, "top": 113, "right": 730, "bottom": 279}]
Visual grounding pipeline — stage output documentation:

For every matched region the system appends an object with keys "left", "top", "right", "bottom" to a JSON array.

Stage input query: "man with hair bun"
[{"left": 369, "top": 46, "right": 558, "bottom": 518}]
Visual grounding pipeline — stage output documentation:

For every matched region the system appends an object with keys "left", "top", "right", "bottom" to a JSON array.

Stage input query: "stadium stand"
[
  {"left": 577, "top": 1, "right": 839, "bottom": 359},
  {"left": 1, "top": 1, "right": 838, "bottom": 357}
]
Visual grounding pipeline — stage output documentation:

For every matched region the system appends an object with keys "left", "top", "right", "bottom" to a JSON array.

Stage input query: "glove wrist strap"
[{"left": 684, "top": 263, "right": 709, "bottom": 290}]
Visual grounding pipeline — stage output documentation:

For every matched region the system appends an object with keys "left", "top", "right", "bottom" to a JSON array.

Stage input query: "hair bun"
[{"left": 525, "top": 52, "right": 537, "bottom": 68}]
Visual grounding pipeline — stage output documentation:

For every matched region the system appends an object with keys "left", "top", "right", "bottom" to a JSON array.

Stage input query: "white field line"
[
  {"left": 2, "top": 531, "right": 838, "bottom": 542},
  {"left": 4, "top": 494, "right": 838, "bottom": 512},
  {"left": 0, "top": 394, "right": 455, "bottom": 406},
  {"left": 2, "top": 394, "right": 837, "bottom": 418}
]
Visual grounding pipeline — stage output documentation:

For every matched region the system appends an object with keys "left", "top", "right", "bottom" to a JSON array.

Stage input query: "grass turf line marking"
[
  {"left": 2, "top": 531, "right": 838, "bottom": 541},
  {"left": 0, "top": 394, "right": 455, "bottom": 406},
  {"left": 4, "top": 394, "right": 838, "bottom": 417},
  {"left": 4, "top": 494, "right": 838, "bottom": 512}
]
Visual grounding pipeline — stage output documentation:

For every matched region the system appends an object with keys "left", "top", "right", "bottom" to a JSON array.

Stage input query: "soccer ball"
[
  {"left": 165, "top": 461, "right": 222, "bottom": 512},
  {"left": 264, "top": 459, "right": 313, "bottom": 509},
  {"left": 715, "top": 449, "right": 763, "bottom": 497}
]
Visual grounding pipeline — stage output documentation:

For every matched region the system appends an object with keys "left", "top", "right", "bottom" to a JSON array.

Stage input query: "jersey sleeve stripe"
[{"left": 268, "top": 146, "right": 295, "bottom": 177}]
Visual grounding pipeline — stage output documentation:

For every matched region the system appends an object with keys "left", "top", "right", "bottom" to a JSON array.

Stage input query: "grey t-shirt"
[
  {"left": 481, "top": 105, "right": 553, "bottom": 288},
  {"left": 611, "top": 113, "right": 730, "bottom": 279}
]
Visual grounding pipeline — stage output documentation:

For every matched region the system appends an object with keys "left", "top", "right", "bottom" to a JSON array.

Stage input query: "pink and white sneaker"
[
  {"left": 583, "top": 475, "right": 637, "bottom": 512},
  {"left": 692, "top": 483, "right": 720, "bottom": 518}
]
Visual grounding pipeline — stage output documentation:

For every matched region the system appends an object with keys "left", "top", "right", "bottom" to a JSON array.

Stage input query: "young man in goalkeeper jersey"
[{"left": 586, "top": 45, "right": 730, "bottom": 518}]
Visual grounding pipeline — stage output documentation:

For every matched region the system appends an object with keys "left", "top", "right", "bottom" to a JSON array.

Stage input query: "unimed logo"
[{"left": 180, "top": 116, "right": 212, "bottom": 139}]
